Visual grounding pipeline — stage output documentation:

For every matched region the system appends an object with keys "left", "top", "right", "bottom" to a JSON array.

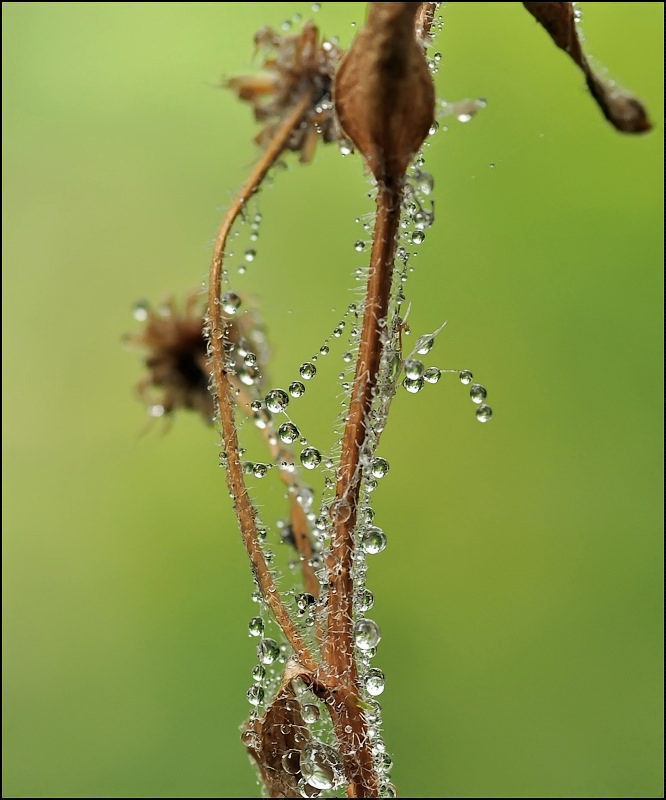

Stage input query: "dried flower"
[
  {"left": 127, "top": 293, "right": 268, "bottom": 425},
  {"left": 225, "top": 21, "right": 345, "bottom": 162}
]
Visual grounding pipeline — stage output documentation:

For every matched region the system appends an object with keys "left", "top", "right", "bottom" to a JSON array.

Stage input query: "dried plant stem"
[
  {"left": 208, "top": 90, "right": 317, "bottom": 672},
  {"left": 318, "top": 178, "right": 404, "bottom": 799}
]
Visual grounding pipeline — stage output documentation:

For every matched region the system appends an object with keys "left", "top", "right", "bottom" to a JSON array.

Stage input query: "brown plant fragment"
[
  {"left": 523, "top": 2, "right": 651, "bottom": 133},
  {"left": 226, "top": 21, "right": 345, "bottom": 162},
  {"left": 127, "top": 293, "right": 268, "bottom": 425},
  {"left": 243, "top": 661, "right": 313, "bottom": 799},
  {"left": 334, "top": 1, "right": 436, "bottom": 181}
]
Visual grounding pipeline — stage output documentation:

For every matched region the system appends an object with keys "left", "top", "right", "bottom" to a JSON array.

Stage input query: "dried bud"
[
  {"left": 226, "top": 21, "right": 344, "bottom": 162},
  {"left": 523, "top": 2, "right": 651, "bottom": 133},
  {"left": 334, "top": 2, "right": 435, "bottom": 181}
]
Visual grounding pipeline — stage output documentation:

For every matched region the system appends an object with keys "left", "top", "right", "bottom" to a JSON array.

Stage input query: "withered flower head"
[
  {"left": 225, "top": 20, "right": 345, "bottom": 162},
  {"left": 126, "top": 292, "right": 268, "bottom": 425}
]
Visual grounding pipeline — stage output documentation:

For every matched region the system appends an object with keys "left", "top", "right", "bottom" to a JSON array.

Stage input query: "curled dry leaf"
[
  {"left": 334, "top": 2, "right": 436, "bottom": 182},
  {"left": 226, "top": 21, "right": 345, "bottom": 163},
  {"left": 523, "top": 2, "right": 652, "bottom": 133},
  {"left": 243, "top": 661, "right": 313, "bottom": 798}
]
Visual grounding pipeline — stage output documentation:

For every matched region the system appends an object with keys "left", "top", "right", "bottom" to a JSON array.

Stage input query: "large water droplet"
[
  {"left": 289, "top": 381, "right": 306, "bottom": 397},
  {"left": 404, "top": 359, "right": 424, "bottom": 379},
  {"left": 371, "top": 457, "right": 390, "bottom": 479},
  {"left": 354, "top": 619, "right": 382, "bottom": 651},
  {"left": 361, "top": 526, "right": 387, "bottom": 555},
  {"left": 278, "top": 422, "right": 300, "bottom": 444},
  {"left": 281, "top": 749, "right": 301, "bottom": 775},
  {"left": 403, "top": 377, "right": 424, "bottom": 394},
  {"left": 244, "top": 248, "right": 256, "bottom": 262},
  {"left": 459, "top": 370, "right": 473, "bottom": 385},
  {"left": 476, "top": 404, "right": 493, "bottom": 422},
  {"left": 301, "top": 703, "right": 320, "bottom": 724},
  {"left": 355, "top": 588, "right": 374, "bottom": 611},
  {"left": 301, "top": 740, "right": 344, "bottom": 791},
  {"left": 265, "top": 388, "right": 289, "bottom": 413},
  {"left": 246, "top": 685, "right": 264, "bottom": 706},
  {"left": 248, "top": 617, "right": 264, "bottom": 637},
  {"left": 299, "top": 362, "right": 317, "bottom": 380},
  {"left": 253, "top": 463, "right": 269, "bottom": 479},
  {"left": 411, "top": 230, "right": 426, "bottom": 245},
  {"left": 257, "top": 638, "right": 280, "bottom": 665},
  {"left": 364, "top": 667, "right": 386, "bottom": 697},
  {"left": 354, "top": 240, "right": 366, "bottom": 252},
  {"left": 221, "top": 291, "right": 241, "bottom": 314},
  {"left": 470, "top": 383, "right": 487, "bottom": 404},
  {"left": 424, "top": 367, "right": 441, "bottom": 384},
  {"left": 132, "top": 299, "right": 150, "bottom": 321},
  {"left": 415, "top": 335, "right": 434, "bottom": 354},
  {"left": 300, "top": 447, "right": 322, "bottom": 470},
  {"left": 251, "top": 664, "right": 265, "bottom": 682}
]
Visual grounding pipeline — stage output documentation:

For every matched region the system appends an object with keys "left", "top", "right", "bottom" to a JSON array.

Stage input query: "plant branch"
[{"left": 208, "top": 91, "right": 318, "bottom": 671}]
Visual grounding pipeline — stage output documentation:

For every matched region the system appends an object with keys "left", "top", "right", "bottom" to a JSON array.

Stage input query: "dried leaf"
[
  {"left": 243, "top": 661, "right": 313, "bottom": 798},
  {"left": 523, "top": 2, "right": 651, "bottom": 133},
  {"left": 334, "top": 2, "right": 436, "bottom": 181}
]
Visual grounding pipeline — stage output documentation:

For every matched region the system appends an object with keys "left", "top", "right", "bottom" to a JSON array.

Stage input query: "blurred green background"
[{"left": 2, "top": 3, "right": 663, "bottom": 797}]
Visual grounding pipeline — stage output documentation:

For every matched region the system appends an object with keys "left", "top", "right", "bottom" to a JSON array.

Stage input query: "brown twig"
[{"left": 208, "top": 91, "right": 318, "bottom": 672}]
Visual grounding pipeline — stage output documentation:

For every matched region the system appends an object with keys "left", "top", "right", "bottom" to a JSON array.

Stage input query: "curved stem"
[{"left": 209, "top": 91, "right": 317, "bottom": 672}]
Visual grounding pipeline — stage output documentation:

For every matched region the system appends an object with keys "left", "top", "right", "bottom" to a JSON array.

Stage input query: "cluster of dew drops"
[{"left": 210, "top": 9, "right": 491, "bottom": 795}]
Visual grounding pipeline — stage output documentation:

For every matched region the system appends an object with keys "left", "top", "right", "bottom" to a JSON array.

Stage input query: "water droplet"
[
  {"left": 300, "top": 447, "right": 322, "bottom": 470},
  {"left": 278, "top": 422, "right": 300, "bottom": 444},
  {"left": 424, "top": 367, "right": 441, "bottom": 384},
  {"left": 148, "top": 404, "right": 165, "bottom": 418},
  {"left": 404, "top": 359, "right": 424, "bottom": 379},
  {"left": 301, "top": 703, "right": 320, "bottom": 724},
  {"left": 288, "top": 380, "right": 305, "bottom": 398},
  {"left": 265, "top": 388, "right": 289, "bottom": 413},
  {"left": 354, "top": 240, "right": 366, "bottom": 252},
  {"left": 299, "top": 362, "right": 317, "bottom": 380},
  {"left": 476, "top": 404, "right": 493, "bottom": 423},
  {"left": 244, "top": 352, "right": 257, "bottom": 366},
  {"left": 428, "top": 121, "right": 439, "bottom": 135},
  {"left": 459, "top": 370, "right": 473, "bottom": 385},
  {"left": 253, "top": 463, "right": 269, "bottom": 479},
  {"left": 433, "top": 51, "right": 442, "bottom": 62},
  {"left": 250, "top": 400, "right": 262, "bottom": 412},
  {"left": 301, "top": 740, "right": 344, "bottom": 791},
  {"left": 354, "top": 619, "right": 381, "bottom": 651},
  {"left": 415, "top": 335, "right": 434, "bottom": 354},
  {"left": 329, "top": 498, "right": 351, "bottom": 523},
  {"left": 342, "top": 351, "right": 353, "bottom": 363},
  {"left": 361, "top": 526, "right": 387, "bottom": 555},
  {"left": 339, "top": 139, "right": 353, "bottom": 156},
  {"left": 248, "top": 617, "right": 264, "bottom": 637},
  {"left": 246, "top": 685, "right": 264, "bottom": 706},
  {"left": 371, "top": 457, "right": 390, "bottom": 479},
  {"left": 470, "top": 383, "right": 487, "bottom": 404},
  {"left": 244, "top": 248, "right": 256, "bottom": 262},
  {"left": 364, "top": 667, "right": 386, "bottom": 697},
  {"left": 379, "top": 783, "right": 397, "bottom": 798},
  {"left": 296, "top": 592, "right": 315, "bottom": 614},
  {"left": 282, "top": 749, "right": 301, "bottom": 775},
  {"left": 319, "top": 344, "right": 330, "bottom": 356},
  {"left": 257, "top": 638, "right": 280, "bottom": 665},
  {"left": 221, "top": 291, "right": 241, "bottom": 314},
  {"left": 132, "top": 299, "right": 150, "bottom": 321},
  {"left": 251, "top": 664, "right": 265, "bottom": 682},
  {"left": 403, "top": 377, "right": 424, "bottom": 394},
  {"left": 411, "top": 230, "right": 426, "bottom": 245},
  {"left": 356, "top": 588, "right": 374, "bottom": 611}
]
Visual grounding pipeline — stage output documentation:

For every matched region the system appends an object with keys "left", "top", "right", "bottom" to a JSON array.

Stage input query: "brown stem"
[{"left": 208, "top": 91, "right": 318, "bottom": 672}]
